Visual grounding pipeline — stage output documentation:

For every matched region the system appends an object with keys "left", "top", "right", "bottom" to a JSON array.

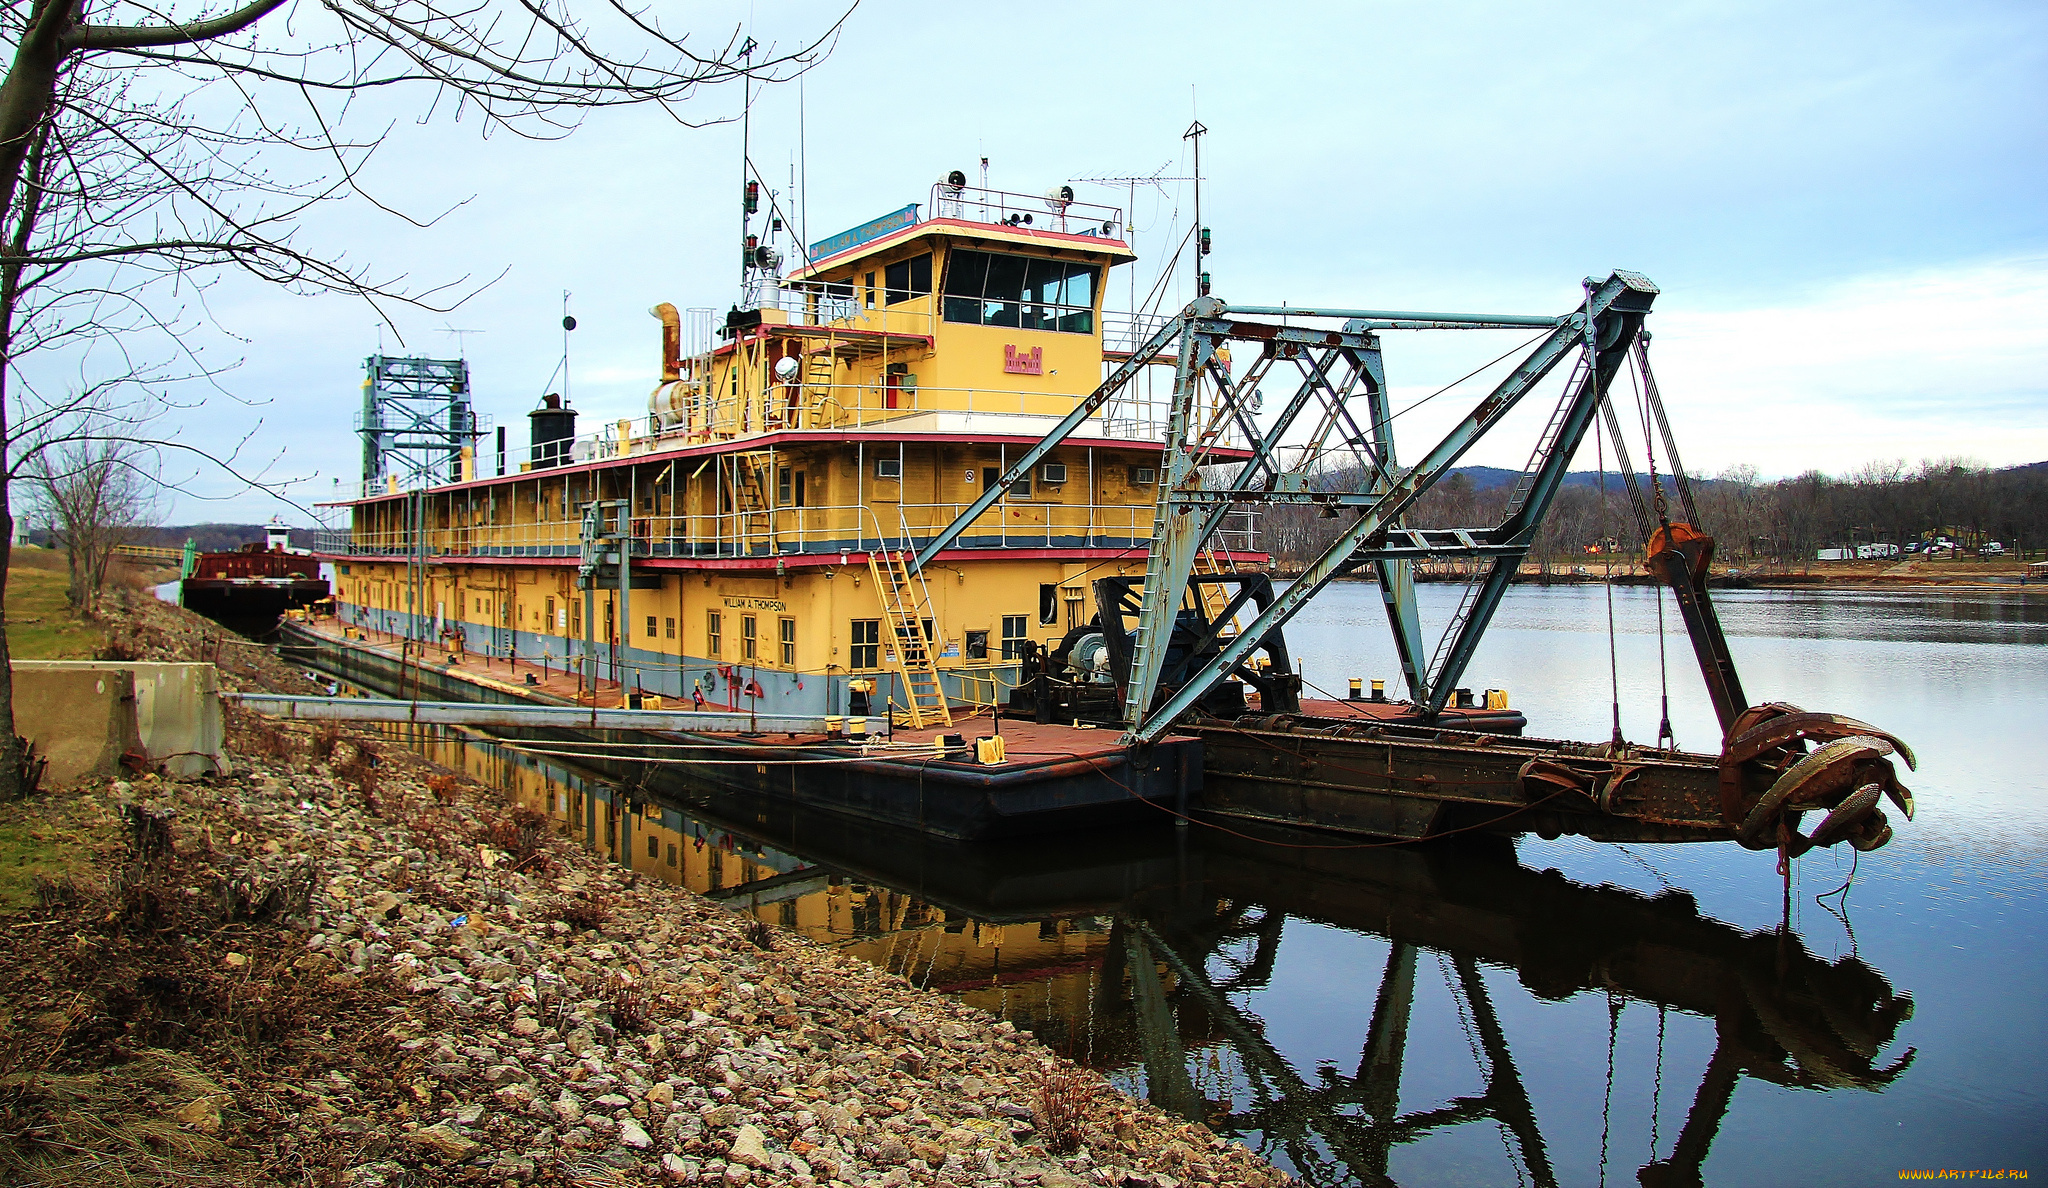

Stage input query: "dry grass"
[
  {"left": 603, "top": 973, "right": 649, "bottom": 1034},
  {"left": 556, "top": 893, "right": 612, "bottom": 932},
  {"left": 1032, "top": 1058, "right": 1097, "bottom": 1155}
]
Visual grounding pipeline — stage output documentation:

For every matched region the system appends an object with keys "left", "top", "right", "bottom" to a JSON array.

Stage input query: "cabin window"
[
  {"left": 707, "top": 610, "right": 722, "bottom": 657},
  {"left": 884, "top": 253, "right": 932, "bottom": 304},
  {"left": 779, "top": 617, "right": 797, "bottom": 666},
  {"left": 942, "top": 250, "right": 1098, "bottom": 333},
  {"left": 981, "top": 466, "right": 1029, "bottom": 498},
  {"left": 850, "top": 619, "right": 880, "bottom": 669},
  {"left": 864, "top": 271, "right": 876, "bottom": 309},
  {"left": 667, "top": 843, "right": 677, "bottom": 867},
  {"left": 646, "top": 615, "right": 658, "bottom": 639},
  {"left": 1039, "top": 584, "right": 1058, "bottom": 626},
  {"left": 741, "top": 614, "right": 758, "bottom": 660},
  {"left": 965, "top": 630, "right": 988, "bottom": 659},
  {"left": 777, "top": 467, "right": 807, "bottom": 507},
  {"left": 546, "top": 596, "right": 556, "bottom": 632},
  {"left": 647, "top": 836, "right": 659, "bottom": 859},
  {"left": 665, "top": 616, "right": 675, "bottom": 640},
  {"left": 1001, "top": 614, "right": 1028, "bottom": 660}
]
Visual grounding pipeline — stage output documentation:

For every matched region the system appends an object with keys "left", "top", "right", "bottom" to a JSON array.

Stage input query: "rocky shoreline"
[{"left": 0, "top": 593, "right": 1290, "bottom": 1187}]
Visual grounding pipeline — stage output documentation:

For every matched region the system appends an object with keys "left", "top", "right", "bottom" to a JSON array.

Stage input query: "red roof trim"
[{"left": 321, "top": 547, "right": 1272, "bottom": 571}]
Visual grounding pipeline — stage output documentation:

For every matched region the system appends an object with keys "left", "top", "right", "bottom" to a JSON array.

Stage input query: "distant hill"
[
  {"left": 1445, "top": 465, "right": 1720, "bottom": 491},
  {"left": 127, "top": 523, "right": 317, "bottom": 552}
]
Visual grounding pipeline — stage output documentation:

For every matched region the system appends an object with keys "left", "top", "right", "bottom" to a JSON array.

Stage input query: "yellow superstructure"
[{"left": 321, "top": 183, "right": 1258, "bottom": 718}]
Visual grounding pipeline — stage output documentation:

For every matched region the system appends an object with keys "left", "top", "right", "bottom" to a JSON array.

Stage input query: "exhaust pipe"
[{"left": 650, "top": 302, "right": 681, "bottom": 382}]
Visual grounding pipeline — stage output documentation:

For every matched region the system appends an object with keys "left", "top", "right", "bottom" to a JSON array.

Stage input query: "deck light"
[
  {"left": 744, "top": 180, "right": 759, "bottom": 214},
  {"left": 1198, "top": 271, "right": 1212, "bottom": 297},
  {"left": 1200, "top": 226, "right": 1212, "bottom": 256}
]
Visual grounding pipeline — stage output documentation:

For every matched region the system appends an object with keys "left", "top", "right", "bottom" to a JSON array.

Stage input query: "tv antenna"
[
  {"left": 439, "top": 324, "right": 484, "bottom": 358},
  {"left": 1072, "top": 161, "right": 1198, "bottom": 345}
]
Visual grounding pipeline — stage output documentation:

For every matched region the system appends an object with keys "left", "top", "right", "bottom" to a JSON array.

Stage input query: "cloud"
[{"left": 1649, "top": 255, "right": 2048, "bottom": 476}]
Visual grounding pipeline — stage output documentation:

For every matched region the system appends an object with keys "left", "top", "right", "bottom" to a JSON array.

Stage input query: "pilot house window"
[
  {"left": 884, "top": 254, "right": 932, "bottom": 304},
  {"left": 942, "top": 250, "right": 1097, "bottom": 333}
]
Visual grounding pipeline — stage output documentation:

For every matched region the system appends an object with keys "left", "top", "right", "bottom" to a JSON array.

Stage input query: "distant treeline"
[
  {"left": 18, "top": 522, "right": 318, "bottom": 554},
  {"left": 1256, "top": 459, "right": 2048, "bottom": 570}
]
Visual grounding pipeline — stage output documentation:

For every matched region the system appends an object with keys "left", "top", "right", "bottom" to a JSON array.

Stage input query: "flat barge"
[{"left": 279, "top": 614, "right": 1199, "bottom": 840}]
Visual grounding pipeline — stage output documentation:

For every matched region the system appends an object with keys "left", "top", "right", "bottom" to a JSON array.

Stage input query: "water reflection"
[{"left": 377, "top": 720, "right": 1917, "bottom": 1188}]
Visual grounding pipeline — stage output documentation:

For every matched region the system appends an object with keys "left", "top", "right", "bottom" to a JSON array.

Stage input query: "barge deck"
[{"left": 279, "top": 614, "right": 1199, "bottom": 841}]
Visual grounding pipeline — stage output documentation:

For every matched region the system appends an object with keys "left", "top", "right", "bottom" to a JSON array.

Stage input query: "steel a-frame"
[{"left": 911, "top": 271, "right": 1659, "bottom": 744}]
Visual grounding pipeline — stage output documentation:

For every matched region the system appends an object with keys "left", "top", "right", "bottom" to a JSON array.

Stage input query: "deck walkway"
[{"left": 287, "top": 613, "right": 1159, "bottom": 767}]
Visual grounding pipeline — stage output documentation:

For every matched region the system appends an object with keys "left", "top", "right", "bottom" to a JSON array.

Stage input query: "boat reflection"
[{"left": 386, "top": 722, "right": 1916, "bottom": 1188}]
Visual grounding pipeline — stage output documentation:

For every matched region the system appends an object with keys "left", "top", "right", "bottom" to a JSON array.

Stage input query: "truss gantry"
[{"left": 912, "top": 272, "right": 1662, "bottom": 742}]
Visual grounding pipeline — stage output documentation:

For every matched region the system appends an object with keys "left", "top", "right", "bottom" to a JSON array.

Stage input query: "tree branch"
[{"left": 68, "top": 0, "right": 289, "bottom": 52}]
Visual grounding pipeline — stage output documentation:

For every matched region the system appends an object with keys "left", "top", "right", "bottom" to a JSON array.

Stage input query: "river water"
[{"left": 341, "top": 583, "right": 2048, "bottom": 1186}]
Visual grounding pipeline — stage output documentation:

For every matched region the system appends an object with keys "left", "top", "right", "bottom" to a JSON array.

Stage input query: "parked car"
[{"left": 1983, "top": 542, "right": 2006, "bottom": 556}]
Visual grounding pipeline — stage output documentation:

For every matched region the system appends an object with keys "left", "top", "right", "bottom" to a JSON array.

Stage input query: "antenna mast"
[{"left": 1184, "top": 120, "right": 1208, "bottom": 302}]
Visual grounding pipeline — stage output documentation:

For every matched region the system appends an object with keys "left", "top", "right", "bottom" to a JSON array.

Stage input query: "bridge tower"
[{"left": 357, "top": 355, "right": 484, "bottom": 488}]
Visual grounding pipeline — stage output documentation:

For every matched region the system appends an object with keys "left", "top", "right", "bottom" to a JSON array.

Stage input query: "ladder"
[
  {"left": 867, "top": 549, "right": 952, "bottom": 728},
  {"left": 1424, "top": 344, "right": 1595, "bottom": 693},
  {"left": 802, "top": 351, "right": 838, "bottom": 428}
]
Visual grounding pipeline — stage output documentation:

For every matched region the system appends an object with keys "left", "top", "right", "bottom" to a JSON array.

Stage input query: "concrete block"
[
  {"left": 10, "top": 665, "right": 142, "bottom": 786},
  {"left": 11, "top": 661, "right": 227, "bottom": 782}
]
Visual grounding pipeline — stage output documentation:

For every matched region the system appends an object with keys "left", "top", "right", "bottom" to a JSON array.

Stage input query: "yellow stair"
[
  {"left": 867, "top": 549, "right": 952, "bottom": 729},
  {"left": 802, "top": 351, "right": 838, "bottom": 427}
]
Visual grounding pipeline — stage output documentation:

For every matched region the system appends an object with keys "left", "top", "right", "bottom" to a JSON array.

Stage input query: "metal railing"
[
  {"left": 318, "top": 497, "right": 1171, "bottom": 561},
  {"left": 336, "top": 373, "right": 1221, "bottom": 502},
  {"left": 927, "top": 183, "right": 1122, "bottom": 239}
]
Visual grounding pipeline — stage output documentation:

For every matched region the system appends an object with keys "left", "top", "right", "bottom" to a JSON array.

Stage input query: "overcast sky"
[{"left": 53, "top": 0, "right": 2046, "bottom": 526}]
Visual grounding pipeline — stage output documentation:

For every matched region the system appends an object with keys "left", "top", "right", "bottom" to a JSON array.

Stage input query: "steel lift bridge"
[{"left": 912, "top": 272, "right": 1916, "bottom": 859}]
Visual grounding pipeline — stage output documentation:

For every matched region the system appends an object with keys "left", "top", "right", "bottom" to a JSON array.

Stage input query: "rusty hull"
[{"left": 1189, "top": 712, "right": 1779, "bottom": 844}]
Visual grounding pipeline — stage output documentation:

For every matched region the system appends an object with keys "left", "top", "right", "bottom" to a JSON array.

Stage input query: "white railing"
[
  {"left": 316, "top": 498, "right": 1165, "bottom": 561},
  {"left": 927, "top": 184, "right": 1122, "bottom": 239}
]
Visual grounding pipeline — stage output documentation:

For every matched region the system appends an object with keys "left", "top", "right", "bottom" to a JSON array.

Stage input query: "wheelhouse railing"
[{"left": 925, "top": 183, "right": 1122, "bottom": 239}]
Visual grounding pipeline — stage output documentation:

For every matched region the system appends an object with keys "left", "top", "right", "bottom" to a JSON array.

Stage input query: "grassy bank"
[{"left": 5, "top": 556, "right": 106, "bottom": 661}]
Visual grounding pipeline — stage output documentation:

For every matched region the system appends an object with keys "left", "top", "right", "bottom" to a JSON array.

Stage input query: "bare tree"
[
  {"left": 29, "top": 420, "right": 157, "bottom": 613},
  {"left": 0, "top": 0, "right": 849, "bottom": 795}
]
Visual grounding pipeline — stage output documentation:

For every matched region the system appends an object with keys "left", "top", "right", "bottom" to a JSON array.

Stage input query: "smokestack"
[
  {"left": 529, "top": 393, "right": 576, "bottom": 469},
  {"left": 650, "top": 303, "right": 681, "bottom": 383}
]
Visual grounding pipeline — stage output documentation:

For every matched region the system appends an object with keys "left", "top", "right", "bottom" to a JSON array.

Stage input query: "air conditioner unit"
[
  {"left": 875, "top": 457, "right": 902, "bottom": 479},
  {"left": 1132, "top": 466, "right": 1157, "bottom": 484},
  {"left": 1040, "top": 462, "right": 1067, "bottom": 485}
]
